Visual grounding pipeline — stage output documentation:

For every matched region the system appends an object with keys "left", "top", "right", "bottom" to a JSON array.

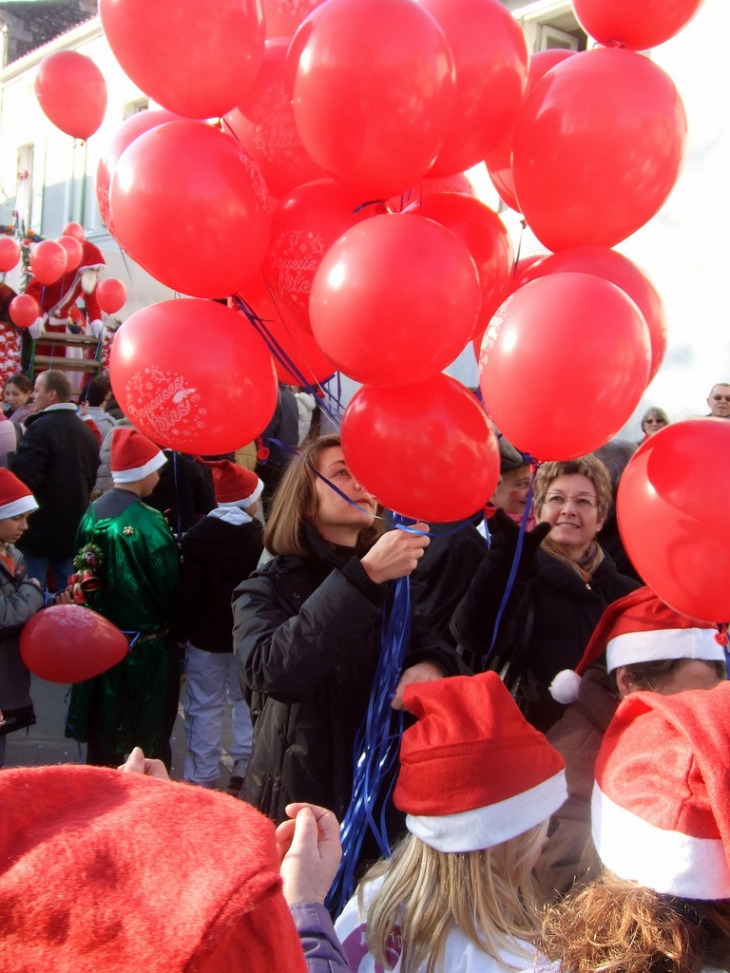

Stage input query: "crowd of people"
[{"left": 0, "top": 367, "right": 729, "bottom": 972}]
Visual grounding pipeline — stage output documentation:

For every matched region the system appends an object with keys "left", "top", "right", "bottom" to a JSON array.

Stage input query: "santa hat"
[
  {"left": 0, "top": 765, "right": 307, "bottom": 973},
  {"left": 395, "top": 672, "right": 567, "bottom": 853},
  {"left": 78, "top": 240, "right": 105, "bottom": 272},
  {"left": 592, "top": 682, "right": 730, "bottom": 900},
  {"left": 549, "top": 586, "right": 724, "bottom": 705},
  {"left": 111, "top": 427, "right": 166, "bottom": 483},
  {"left": 0, "top": 468, "right": 37, "bottom": 519},
  {"left": 204, "top": 459, "right": 263, "bottom": 508}
]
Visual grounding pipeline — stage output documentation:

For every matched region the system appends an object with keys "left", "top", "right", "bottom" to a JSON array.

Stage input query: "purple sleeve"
[{"left": 289, "top": 902, "right": 353, "bottom": 973}]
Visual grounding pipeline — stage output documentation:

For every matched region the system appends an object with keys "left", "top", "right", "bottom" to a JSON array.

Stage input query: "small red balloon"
[
  {"left": 9, "top": 293, "right": 40, "bottom": 329},
  {"left": 617, "top": 418, "right": 730, "bottom": 622},
  {"left": 96, "top": 278, "right": 127, "bottom": 314},
  {"left": 29, "top": 240, "right": 68, "bottom": 285},
  {"left": 0, "top": 237, "right": 20, "bottom": 273},
  {"left": 35, "top": 51, "right": 107, "bottom": 140},
  {"left": 20, "top": 604, "right": 128, "bottom": 683},
  {"left": 56, "top": 234, "right": 84, "bottom": 273},
  {"left": 62, "top": 222, "right": 85, "bottom": 241},
  {"left": 573, "top": 0, "right": 705, "bottom": 51},
  {"left": 341, "top": 373, "right": 500, "bottom": 522}
]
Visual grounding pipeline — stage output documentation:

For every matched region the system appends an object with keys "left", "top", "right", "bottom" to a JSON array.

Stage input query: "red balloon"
[
  {"left": 416, "top": 0, "right": 529, "bottom": 178},
  {"left": 310, "top": 213, "right": 480, "bottom": 386},
  {"left": 8, "top": 294, "right": 40, "bottom": 329},
  {"left": 96, "top": 278, "right": 127, "bottom": 315},
  {"left": 56, "top": 234, "right": 83, "bottom": 273},
  {"left": 389, "top": 173, "right": 477, "bottom": 212},
  {"left": 413, "top": 193, "right": 513, "bottom": 337},
  {"left": 263, "top": 0, "right": 325, "bottom": 39},
  {"left": 237, "top": 277, "right": 336, "bottom": 386},
  {"left": 573, "top": 0, "right": 705, "bottom": 50},
  {"left": 96, "top": 109, "right": 183, "bottom": 238},
  {"left": 470, "top": 254, "right": 549, "bottom": 358},
  {"left": 29, "top": 240, "right": 67, "bottom": 285},
  {"left": 262, "top": 179, "right": 384, "bottom": 332},
  {"left": 224, "top": 39, "right": 327, "bottom": 200},
  {"left": 99, "top": 0, "right": 264, "bottom": 119},
  {"left": 617, "top": 419, "right": 730, "bottom": 622},
  {"left": 342, "top": 374, "right": 499, "bottom": 522},
  {"left": 110, "top": 121, "right": 271, "bottom": 299},
  {"left": 62, "top": 222, "right": 84, "bottom": 241},
  {"left": 109, "top": 299, "right": 278, "bottom": 453},
  {"left": 287, "top": 0, "right": 455, "bottom": 198},
  {"left": 20, "top": 604, "right": 128, "bottom": 683},
  {"left": 519, "top": 246, "right": 667, "bottom": 382},
  {"left": 478, "top": 273, "right": 651, "bottom": 460},
  {"left": 0, "top": 237, "right": 20, "bottom": 273},
  {"left": 486, "top": 49, "right": 576, "bottom": 213},
  {"left": 512, "top": 48, "right": 687, "bottom": 251},
  {"left": 35, "top": 51, "right": 107, "bottom": 140}
]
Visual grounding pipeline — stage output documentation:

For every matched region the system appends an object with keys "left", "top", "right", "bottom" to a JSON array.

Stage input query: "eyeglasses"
[
  {"left": 712, "top": 395, "right": 730, "bottom": 402},
  {"left": 543, "top": 493, "right": 598, "bottom": 510},
  {"left": 644, "top": 418, "right": 666, "bottom": 425}
]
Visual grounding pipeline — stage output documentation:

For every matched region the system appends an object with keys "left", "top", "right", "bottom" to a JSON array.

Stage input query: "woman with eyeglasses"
[
  {"left": 638, "top": 407, "right": 670, "bottom": 443},
  {"left": 451, "top": 455, "right": 640, "bottom": 732}
]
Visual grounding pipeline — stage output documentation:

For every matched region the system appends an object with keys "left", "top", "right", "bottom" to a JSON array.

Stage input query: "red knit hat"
[
  {"left": 592, "top": 682, "right": 730, "bottom": 900},
  {"left": 0, "top": 468, "right": 37, "bottom": 519},
  {"left": 111, "top": 427, "right": 166, "bottom": 483},
  {"left": 394, "top": 672, "right": 567, "bottom": 853},
  {"left": 0, "top": 765, "right": 307, "bottom": 973},
  {"left": 205, "top": 459, "right": 264, "bottom": 508},
  {"left": 550, "top": 586, "right": 724, "bottom": 705}
]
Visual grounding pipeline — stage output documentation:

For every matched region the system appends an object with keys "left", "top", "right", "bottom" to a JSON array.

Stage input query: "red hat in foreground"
[
  {"left": 592, "top": 682, "right": 730, "bottom": 900},
  {"left": 205, "top": 459, "right": 263, "bottom": 508},
  {"left": 0, "top": 765, "right": 307, "bottom": 973},
  {"left": 110, "top": 427, "right": 166, "bottom": 483},
  {"left": 395, "top": 672, "right": 567, "bottom": 853},
  {"left": 0, "top": 468, "right": 37, "bottom": 519}
]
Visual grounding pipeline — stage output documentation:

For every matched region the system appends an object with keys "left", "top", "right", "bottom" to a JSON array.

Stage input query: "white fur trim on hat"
[
  {"left": 606, "top": 628, "right": 726, "bottom": 672},
  {"left": 406, "top": 770, "right": 568, "bottom": 853},
  {"left": 111, "top": 450, "right": 167, "bottom": 484},
  {"left": 591, "top": 783, "right": 730, "bottom": 899},
  {"left": 0, "top": 495, "right": 38, "bottom": 519},
  {"left": 549, "top": 669, "right": 583, "bottom": 705}
]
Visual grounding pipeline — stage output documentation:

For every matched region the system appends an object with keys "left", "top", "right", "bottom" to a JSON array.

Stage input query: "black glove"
[{"left": 487, "top": 508, "right": 551, "bottom": 577}]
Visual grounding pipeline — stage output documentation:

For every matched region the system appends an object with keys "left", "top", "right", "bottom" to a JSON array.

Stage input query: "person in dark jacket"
[
  {"left": 173, "top": 460, "right": 264, "bottom": 792},
  {"left": 452, "top": 454, "right": 640, "bottom": 732},
  {"left": 232, "top": 434, "right": 461, "bottom": 830},
  {"left": 255, "top": 382, "right": 300, "bottom": 517},
  {"left": 10, "top": 369, "right": 99, "bottom": 591}
]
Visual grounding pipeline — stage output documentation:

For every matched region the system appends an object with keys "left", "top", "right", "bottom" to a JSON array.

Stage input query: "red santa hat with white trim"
[
  {"left": 549, "top": 586, "right": 725, "bottom": 705},
  {"left": 395, "top": 671, "right": 567, "bottom": 853},
  {"left": 592, "top": 681, "right": 730, "bottom": 900},
  {"left": 203, "top": 459, "right": 263, "bottom": 509},
  {"left": 0, "top": 468, "right": 37, "bottom": 519},
  {"left": 111, "top": 427, "right": 166, "bottom": 484}
]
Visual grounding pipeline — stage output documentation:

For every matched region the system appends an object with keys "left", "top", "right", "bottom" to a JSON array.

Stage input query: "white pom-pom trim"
[{"left": 549, "top": 669, "right": 582, "bottom": 704}]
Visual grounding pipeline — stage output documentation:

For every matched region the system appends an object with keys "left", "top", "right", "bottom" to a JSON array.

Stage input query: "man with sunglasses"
[{"left": 707, "top": 383, "right": 730, "bottom": 418}]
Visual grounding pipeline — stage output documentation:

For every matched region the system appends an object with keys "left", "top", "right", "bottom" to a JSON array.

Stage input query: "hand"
[
  {"left": 78, "top": 401, "right": 89, "bottom": 416},
  {"left": 275, "top": 803, "right": 342, "bottom": 906},
  {"left": 54, "top": 589, "right": 73, "bottom": 604},
  {"left": 118, "top": 746, "right": 170, "bottom": 780},
  {"left": 391, "top": 661, "right": 444, "bottom": 710},
  {"left": 360, "top": 523, "right": 430, "bottom": 584},
  {"left": 489, "top": 508, "right": 551, "bottom": 569},
  {"left": 25, "top": 577, "right": 42, "bottom": 590}
]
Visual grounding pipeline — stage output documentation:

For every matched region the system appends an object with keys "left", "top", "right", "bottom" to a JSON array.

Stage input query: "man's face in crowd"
[{"left": 708, "top": 384, "right": 730, "bottom": 418}]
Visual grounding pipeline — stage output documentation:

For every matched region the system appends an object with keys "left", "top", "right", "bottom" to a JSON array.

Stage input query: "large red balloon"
[
  {"left": 35, "top": 51, "right": 107, "bottom": 140},
  {"left": 20, "top": 605, "right": 128, "bottom": 683},
  {"left": 96, "top": 278, "right": 127, "bottom": 315},
  {"left": 512, "top": 48, "right": 687, "bottom": 252},
  {"left": 479, "top": 273, "right": 651, "bottom": 460},
  {"left": 224, "top": 39, "right": 327, "bottom": 200},
  {"left": 262, "top": 179, "right": 384, "bottom": 332},
  {"left": 417, "top": 0, "right": 529, "bottom": 178},
  {"left": 96, "top": 109, "right": 183, "bottom": 238},
  {"left": 110, "top": 121, "right": 271, "bottom": 298},
  {"left": 29, "top": 240, "right": 67, "bottom": 285},
  {"left": 263, "top": 0, "right": 325, "bottom": 38},
  {"left": 485, "top": 49, "right": 576, "bottom": 213},
  {"left": 9, "top": 294, "right": 40, "bottom": 329},
  {"left": 520, "top": 247, "right": 667, "bottom": 382},
  {"left": 617, "top": 419, "right": 730, "bottom": 622},
  {"left": 56, "top": 234, "right": 83, "bottom": 273},
  {"left": 310, "top": 213, "right": 480, "bottom": 387},
  {"left": 342, "top": 374, "right": 500, "bottom": 522},
  {"left": 99, "top": 0, "right": 264, "bottom": 119},
  {"left": 412, "top": 193, "right": 513, "bottom": 337},
  {"left": 287, "top": 0, "right": 455, "bottom": 198},
  {"left": 573, "top": 0, "right": 705, "bottom": 50},
  {"left": 0, "top": 237, "right": 20, "bottom": 273},
  {"left": 109, "top": 299, "right": 278, "bottom": 453}
]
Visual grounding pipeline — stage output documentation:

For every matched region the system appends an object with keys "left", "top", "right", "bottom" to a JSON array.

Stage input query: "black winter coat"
[
  {"left": 11, "top": 405, "right": 99, "bottom": 557},
  {"left": 451, "top": 547, "right": 639, "bottom": 731},
  {"left": 232, "top": 528, "right": 461, "bottom": 824}
]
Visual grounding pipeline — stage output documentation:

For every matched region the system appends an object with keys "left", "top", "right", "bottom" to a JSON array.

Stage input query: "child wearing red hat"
[
  {"left": 65, "top": 427, "right": 181, "bottom": 768},
  {"left": 172, "top": 460, "right": 264, "bottom": 791},
  {"left": 334, "top": 671, "right": 568, "bottom": 973}
]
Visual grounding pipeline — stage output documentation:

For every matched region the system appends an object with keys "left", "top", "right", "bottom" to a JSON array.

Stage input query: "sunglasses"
[{"left": 712, "top": 395, "right": 730, "bottom": 402}]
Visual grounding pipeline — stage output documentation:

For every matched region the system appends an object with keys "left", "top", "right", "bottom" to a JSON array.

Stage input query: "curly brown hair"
[{"left": 534, "top": 455, "right": 613, "bottom": 519}]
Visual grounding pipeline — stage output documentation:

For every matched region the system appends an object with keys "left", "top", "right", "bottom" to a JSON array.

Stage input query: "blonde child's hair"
[{"left": 360, "top": 822, "right": 549, "bottom": 973}]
